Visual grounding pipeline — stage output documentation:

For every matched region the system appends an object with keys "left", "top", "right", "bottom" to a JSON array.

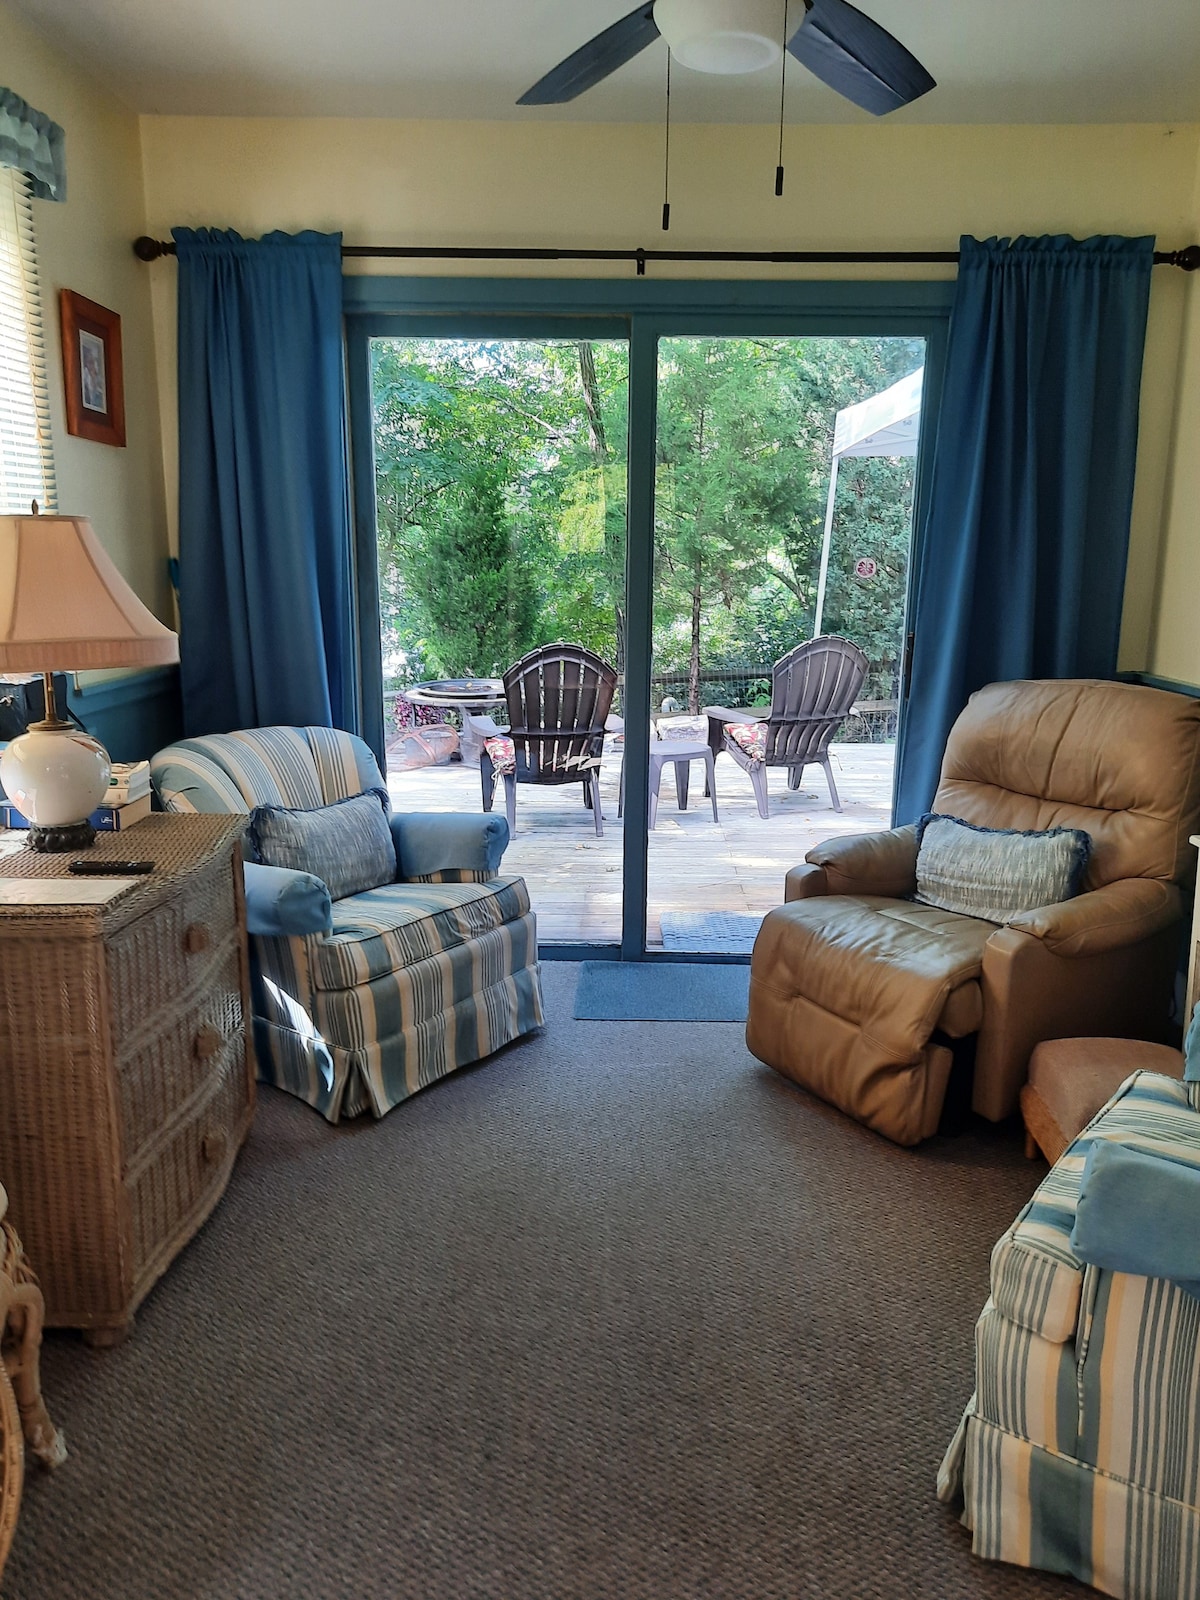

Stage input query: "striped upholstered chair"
[
  {"left": 938, "top": 1065, "right": 1200, "bottom": 1597},
  {"left": 151, "top": 726, "right": 544, "bottom": 1123}
]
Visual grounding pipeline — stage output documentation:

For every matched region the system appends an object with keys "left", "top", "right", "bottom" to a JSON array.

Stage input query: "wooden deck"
[{"left": 387, "top": 739, "right": 895, "bottom": 949}]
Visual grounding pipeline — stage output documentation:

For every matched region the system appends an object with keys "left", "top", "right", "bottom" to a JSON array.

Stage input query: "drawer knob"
[
  {"left": 183, "top": 923, "right": 211, "bottom": 954},
  {"left": 193, "top": 1026, "right": 222, "bottom": 1060},
  {"left": 200, "top": 1130, "right": 226, "bottom": 1165}
]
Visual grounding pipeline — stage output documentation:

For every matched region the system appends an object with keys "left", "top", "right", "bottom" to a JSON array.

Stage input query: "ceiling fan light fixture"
[{"left": 653, "top": 0, "right": 785, "bottom": 75}]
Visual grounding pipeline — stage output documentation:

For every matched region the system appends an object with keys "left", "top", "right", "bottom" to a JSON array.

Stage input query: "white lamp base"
[{"left": 0, "top": 725, "right": 112, "bottom": 852}]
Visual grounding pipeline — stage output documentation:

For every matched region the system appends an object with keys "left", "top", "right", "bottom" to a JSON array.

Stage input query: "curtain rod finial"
[{"left": 133, "top": 236, "right": 169, "bottom": 261}]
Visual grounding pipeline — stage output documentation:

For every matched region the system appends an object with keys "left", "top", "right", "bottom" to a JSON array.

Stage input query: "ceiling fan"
[{"left": 518, "top": 0, "right": 936, "bottom": 116}]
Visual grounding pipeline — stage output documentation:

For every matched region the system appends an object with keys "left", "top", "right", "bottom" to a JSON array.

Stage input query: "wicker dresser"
[{"left": 0, "top": 815, "right": 255, "bottom": 1344}]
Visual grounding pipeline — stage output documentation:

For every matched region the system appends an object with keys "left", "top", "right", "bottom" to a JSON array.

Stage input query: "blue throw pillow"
[
  {"left": 248, "top": 789, "right": 397, "bottom": 902},
  {"left": 914, "top": 813, "right": 1091, "bottom": 924}
]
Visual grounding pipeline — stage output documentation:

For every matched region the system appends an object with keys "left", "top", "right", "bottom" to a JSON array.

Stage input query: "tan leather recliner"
[{"left": 746, "top": 679, "right": 1200, "bottom": 1146}]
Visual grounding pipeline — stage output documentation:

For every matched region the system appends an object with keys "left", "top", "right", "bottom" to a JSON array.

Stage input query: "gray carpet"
[{"left": 5, "top": 965, "right": 1077, "bottom": 1599}]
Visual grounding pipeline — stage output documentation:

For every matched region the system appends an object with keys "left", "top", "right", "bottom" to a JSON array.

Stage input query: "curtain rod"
[{"left": 132, "top": 236, "right": 1200, "bottom": 278}]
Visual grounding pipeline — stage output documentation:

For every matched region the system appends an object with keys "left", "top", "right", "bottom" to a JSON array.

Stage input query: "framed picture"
[{"left": 59, "top": 289, "right": 125, "bottom": 447}]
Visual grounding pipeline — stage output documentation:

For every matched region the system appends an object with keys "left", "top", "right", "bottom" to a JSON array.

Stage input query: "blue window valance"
[{"left": 0, "top": 88, "right": 66, "bottom": 202}]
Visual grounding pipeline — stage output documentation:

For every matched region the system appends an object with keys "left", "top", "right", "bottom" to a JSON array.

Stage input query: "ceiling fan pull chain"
[
  {"left": 662, "top": 47, "right": 672, "bottom": 231},
  {"left": 776, "top": 0, "right": 790, "bottom": 196}
]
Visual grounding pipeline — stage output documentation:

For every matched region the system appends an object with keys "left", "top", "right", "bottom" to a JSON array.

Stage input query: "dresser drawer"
[
  {"left": 127, "top": 1048, "right": 252, "bottom": 1290},
  {"left": 107, "top": 850, "right": 238, "bottom": 1035},
  {"left": 117, "top": 940, "right": 244, "bottom": 1162}
]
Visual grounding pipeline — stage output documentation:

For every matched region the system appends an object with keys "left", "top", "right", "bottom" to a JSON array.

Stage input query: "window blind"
[{"left": 0, "top": 166, "right": 56, "bottom": 513}]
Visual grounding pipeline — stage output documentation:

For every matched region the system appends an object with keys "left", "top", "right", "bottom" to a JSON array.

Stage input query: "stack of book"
[{"left": 0, "top": 759, "right": 153, "bottom": 832}]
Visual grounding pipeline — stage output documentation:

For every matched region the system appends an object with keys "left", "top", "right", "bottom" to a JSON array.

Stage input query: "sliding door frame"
[{"left": 344, "top": 276, "right": 954, "bottom": 962}]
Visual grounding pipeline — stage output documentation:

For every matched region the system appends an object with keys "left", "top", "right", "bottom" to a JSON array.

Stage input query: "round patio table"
[{"left": 404, "top": 679, "right": 506, "bottom": 763}]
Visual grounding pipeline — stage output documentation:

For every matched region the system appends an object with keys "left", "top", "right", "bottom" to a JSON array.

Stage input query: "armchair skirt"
[
  {"left": 938, "top": 1070, "right": 1200, "bottom": 1598},
  {"left": 252, "top": 876, "right": 542, "bottom": 1122}
]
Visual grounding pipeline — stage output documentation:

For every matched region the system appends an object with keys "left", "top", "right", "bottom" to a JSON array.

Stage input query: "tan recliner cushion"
[
  {"left": 749, "top": 897, "right": 993, "bottom": 1143},
  {"left": 934, "top": 679, "right": 1200, "bottom": 889}
]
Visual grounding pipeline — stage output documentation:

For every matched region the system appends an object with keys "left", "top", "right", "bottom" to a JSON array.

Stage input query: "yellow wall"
[
  {"left": 4, "top": 1, "right": 170, "bottom": 627},
  {"left": 139, "top": 115, "right": 1200, "bottom": 673},
  {"left": 1150, "top": 152, "right": 1200, "bottom": 684}
]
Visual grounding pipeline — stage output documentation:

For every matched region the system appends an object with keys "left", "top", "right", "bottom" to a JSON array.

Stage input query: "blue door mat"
[
  {"left": 658, "top": 911, "right": 763, "bottom": 956},
  {"left": 574, "top": 961, "right": 751, "bottom": 1022}
]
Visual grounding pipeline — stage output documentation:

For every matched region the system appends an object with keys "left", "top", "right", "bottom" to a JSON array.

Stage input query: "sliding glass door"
[
  {"left": 364, "top": 333, "right": 629, "bottom": 946},
  {"left": 345, "top": 279, "right": 951, "bottom": 961},
  {"left": 645, "top": 333, "right": 925, "bottom": 956}
]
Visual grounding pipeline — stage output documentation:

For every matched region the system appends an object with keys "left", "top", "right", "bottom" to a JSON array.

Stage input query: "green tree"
[
  {"left": 654, "top": 339, "right": 821, "bottom": 711},
  {"left": 420, "top": 467, "right": 539, "bottom": 676},
  {"left": 370, "top": 338, "right": 628, "bottom": 688}
]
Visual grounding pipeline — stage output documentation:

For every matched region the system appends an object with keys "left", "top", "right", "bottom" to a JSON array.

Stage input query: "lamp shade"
[{"left": 0, "top": 513, "right": 178, "bottom": 672}]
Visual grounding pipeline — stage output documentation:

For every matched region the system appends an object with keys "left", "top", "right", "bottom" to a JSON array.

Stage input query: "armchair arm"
[
  {"left": 1071, "top": 1139, "right": 1200, "bottom": 1295},
  {"left": 802, "top": 825, "right": 919, "bottom": 899},
  {"left": 466, "top": 713, "right": 505, "bottom": 738},
  {"left": 389, "top": 811, "right": 510, "bottom": 880},
  {"left": 243, "top": 861, "right": 333, "bottom": 939},
  {"left": 705, "top": 705, "right": 761, "bottom": 726},
  {"left": 1006, "top": 879, "right": 1181, "bottom": 957}
]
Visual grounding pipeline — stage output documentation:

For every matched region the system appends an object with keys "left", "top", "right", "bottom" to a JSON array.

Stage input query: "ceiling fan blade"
[
  {"left": 518, "top": 4, "right": 661, "bottom": 105},
  {"left": 789, "top": 0, "right": 936, "bottom": 115}
]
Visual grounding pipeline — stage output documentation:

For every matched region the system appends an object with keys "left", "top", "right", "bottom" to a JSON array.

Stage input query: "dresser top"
[{"left": 0, "top": 814, "right": 243, "bottom": 934}]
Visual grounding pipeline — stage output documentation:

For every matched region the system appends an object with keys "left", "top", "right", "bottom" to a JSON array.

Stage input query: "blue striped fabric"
[
  {"left": 314, "top": 878, "right": 532, "bottom": 990},
  {"left": 152, "top": 725, "right": 543, "bottom": 1121},
  {"left": 940, "top": 1070, "right": 1200, "bottom": 1598}
]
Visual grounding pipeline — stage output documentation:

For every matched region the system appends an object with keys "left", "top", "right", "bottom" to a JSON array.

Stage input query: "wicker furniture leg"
[
  {"left": 0, "top": 1222, "right": 64, "bottom": 1469},
  {"left": 0, "top": 1199, "right": 65, "bottom": 1584}
]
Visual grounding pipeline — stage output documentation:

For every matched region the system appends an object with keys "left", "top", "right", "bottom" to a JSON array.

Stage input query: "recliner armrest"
[
  {"left": 1005, "top": 878, "right": 1181, "bottom": 957},
  {"left": 784, "top": 863, "right": 829, "bottom": 900},
  {"left": 802, "top": 825, "right": 919, "bottom": 898},
  {"left": 390, "top": 811, "right": 510, "bottom": 880}
]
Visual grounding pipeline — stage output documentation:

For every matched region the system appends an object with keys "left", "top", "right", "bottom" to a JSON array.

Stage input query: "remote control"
[{"left": 68, "top": 860, "right": 155, "bottom": 875}]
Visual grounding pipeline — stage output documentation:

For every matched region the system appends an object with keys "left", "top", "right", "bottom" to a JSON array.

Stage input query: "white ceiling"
[{"left": 11, "top": 0, "right": 1200, "bottom": 124}]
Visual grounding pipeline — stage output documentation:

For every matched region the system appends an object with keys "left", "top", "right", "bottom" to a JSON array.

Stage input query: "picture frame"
[{"left": 59, "top": 289, "right": 125, "bottom": 448}]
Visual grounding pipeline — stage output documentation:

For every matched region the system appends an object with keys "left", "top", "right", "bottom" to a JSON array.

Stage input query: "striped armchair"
[
  {"left": 152, "top": 726, "right": 544, "bottom": 1123},
  {"left": 938, "top": 1068, "right": 1200, "bottom": 1598}
]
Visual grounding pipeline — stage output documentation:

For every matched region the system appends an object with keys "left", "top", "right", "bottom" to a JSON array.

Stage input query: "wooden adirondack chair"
[
  {"left": 472, "top": 643, "right": 618, "bottom": 836},
  {"left": 718, "top": 636, "right": 868, "bottom": 818}
]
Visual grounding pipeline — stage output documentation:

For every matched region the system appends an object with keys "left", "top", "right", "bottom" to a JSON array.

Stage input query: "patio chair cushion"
[
  {"left": 484, "top": 734, "right": 517, "bottom": 776},
  {"left": 483, "top": 732, "right": 603, "bottom": 780},
  {"left": 249, "top": 789, "right": 397, "bottom": 900},
  {"left": 310, "top": 874, "right": 533, "bottom": 992},
  {"left": 726, "top": 721, "right": 768, "bottom": 763}
]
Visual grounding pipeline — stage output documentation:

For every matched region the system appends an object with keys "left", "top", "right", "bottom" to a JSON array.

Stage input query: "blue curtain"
[
  {"left": 174, "top": 228, "right": 355, "bottom": 736},
  {"left": 894, "top": 234, "right": 1155, "bottom": 822}
]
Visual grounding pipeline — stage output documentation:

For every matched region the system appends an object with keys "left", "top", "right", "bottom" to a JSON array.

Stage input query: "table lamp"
[{"left": 0, "top": 509, "right": 179, "bottom": 851}]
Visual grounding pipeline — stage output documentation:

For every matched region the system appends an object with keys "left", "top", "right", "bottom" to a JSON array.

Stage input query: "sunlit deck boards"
[{"left": 387, "top": 741, "right": 895, "bottom": 948}]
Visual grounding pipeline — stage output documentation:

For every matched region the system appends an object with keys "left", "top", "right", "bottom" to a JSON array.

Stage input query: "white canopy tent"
[{"left": 812, "top": 366, "right": 924, "bottom": 636}]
